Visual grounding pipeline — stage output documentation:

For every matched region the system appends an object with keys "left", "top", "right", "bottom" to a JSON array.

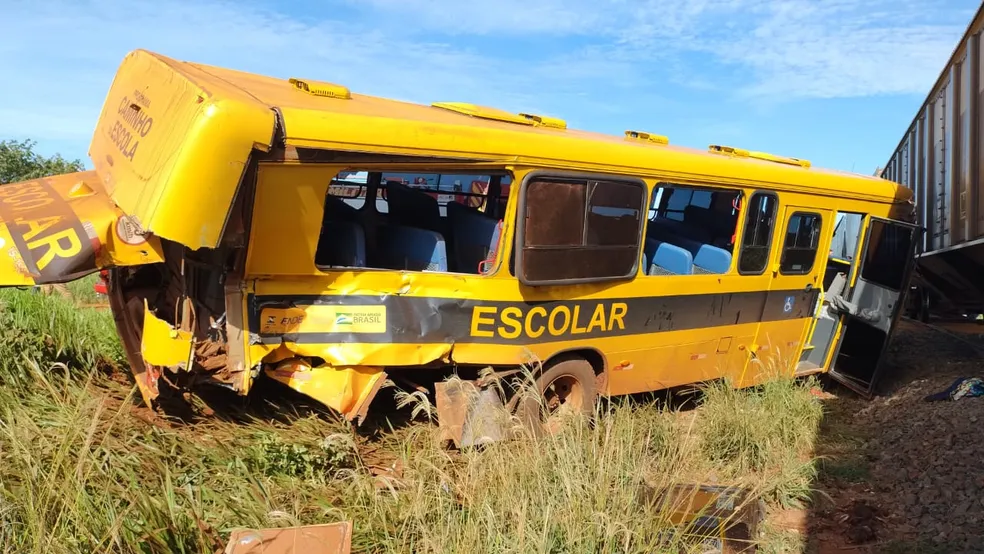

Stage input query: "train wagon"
[{"left": 880, "top": 2, "right": 984, "bottom": 319}]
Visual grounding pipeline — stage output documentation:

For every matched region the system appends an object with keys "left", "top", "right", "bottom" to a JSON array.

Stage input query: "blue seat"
[
  {"left": 647, "top": 230, "right": 731, "bottom": 275},
  {"left": 446, "top": 202, "right": 499, "bottom": 274},
  {"left": 315, "top": 220, "right": 366, "bottom": 268},
  {"left": 386, "top": 182, "right": 442, "bottom": 233},
  {"left": 651, "top": 229, "right": 703, "bottom": 258},
  {"left": 693, "top": 244, "right": 732, "bottom": 274},
  {"left": 645, "top": 238, "right": 694, "bottom": 275},
  {"left": 377, "top": 225, "right": 448, "bottom": 272}
]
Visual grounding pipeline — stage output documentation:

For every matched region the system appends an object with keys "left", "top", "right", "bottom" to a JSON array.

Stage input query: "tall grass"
[
  {"left": 0, "top": 277, "right": 123, "bottom": 384},
  {"left": 0, "top": 285, "right": 825, "bottom": 553}
]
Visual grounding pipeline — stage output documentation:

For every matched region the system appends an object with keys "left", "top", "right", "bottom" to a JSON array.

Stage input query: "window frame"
[
  {"left": 314, "top": 167, "right": 511, "bottom": 274},
  {"left": 778, "top": 210, "right": 823, "bottom": 276},
  {"left": 736, "top": 191, "right": 779, "bottom": 276},
  {"left": 514, "top": 170, "right": 648, "bottom": 287},
  {"left": 858, "top": 217, "right": 917, "bottom": 292}
]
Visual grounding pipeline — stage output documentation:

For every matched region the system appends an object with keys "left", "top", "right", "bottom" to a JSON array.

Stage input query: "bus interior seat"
[
  {"left": 324, "top": 193, "right": 361, "bottom": 222},
  {"left": 447, "top": 201, "right": 498, "bottom": 273},
  {"left": 681, "top": 205, "right": 715, "bottom": 242},
  {"left": 647, "top": 228, "right": 731, "bottom": 274},
  {"left": 645, "top": 238, "right": 694, "bottom": 275},
  {"left": 386, "top": 181, "right": 442, "bottom": 233},
  {"left": 693, "top": 244, "right": 732, "bottom": 274},
  {"left": 376, "top": 225, "right": 449, "bottom": 272},
  {"left": 315, "top": 219, "right": 367, "bottom": 268}
]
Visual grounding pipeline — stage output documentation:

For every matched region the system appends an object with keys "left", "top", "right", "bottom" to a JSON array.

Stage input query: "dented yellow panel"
[
  {"left": 141, "top": 301, "right": 194, "bottom": 367},
  {"left": 89, "top": 49, "right": 276, "bottom": 249},
  {"left": 265, "top": 359, "right": 386, "bottom": 422},
  {"left": 0, "top": 171, "right": 163, "bottom": 285}
]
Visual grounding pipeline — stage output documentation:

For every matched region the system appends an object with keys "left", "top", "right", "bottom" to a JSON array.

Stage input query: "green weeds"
[{"left": 0, "top": 285, "right": 827, "bottom": 553}]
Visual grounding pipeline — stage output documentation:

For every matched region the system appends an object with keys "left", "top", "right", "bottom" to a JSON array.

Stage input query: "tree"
[{"left": 0, "top": 139, "right": 85, "bottom": 184}]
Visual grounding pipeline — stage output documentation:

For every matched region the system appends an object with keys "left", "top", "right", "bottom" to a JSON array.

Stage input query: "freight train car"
[{"left": 881, "top": 1, "right": 984, "bottom": 320}]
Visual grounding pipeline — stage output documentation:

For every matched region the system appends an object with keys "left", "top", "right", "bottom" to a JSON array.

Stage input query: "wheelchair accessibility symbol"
[{"left": 783, "top": 296, "right": 795, "bottom": 314}]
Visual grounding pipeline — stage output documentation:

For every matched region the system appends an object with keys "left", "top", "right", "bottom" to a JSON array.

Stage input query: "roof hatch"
[
  {"left": 432, "top": 102, "right": 567, "bottom": 129},
  {"left": 624, "top": 130, "right": 669, "bottom": 145},
  {"left": 708, "top": 145, "right": 811, "bottom": 168},
  {"left": 288, "top": 78, "right": 352, "bottom": 99},
  {"left": 519, "top": 112, "right": 567, "bottom": 129}
]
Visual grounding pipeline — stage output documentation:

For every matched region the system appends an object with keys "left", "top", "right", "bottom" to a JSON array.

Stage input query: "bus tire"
[{"left": 530, "top": 357, "right": 598, "bottom": 432}]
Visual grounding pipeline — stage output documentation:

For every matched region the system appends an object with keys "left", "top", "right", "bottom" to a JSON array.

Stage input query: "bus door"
[
  {"left": 825, "top": 217, "right": 920, "bottom": 397},
  {"left": 745, "top": 205, "right": 831, "bottom": 385}
]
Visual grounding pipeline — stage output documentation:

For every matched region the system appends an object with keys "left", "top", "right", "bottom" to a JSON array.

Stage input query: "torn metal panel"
[
  {"left": 250, "top": 340, "right": 455, "bottom": 370},
  {"left": 140, "top": 300, "right": 194, "bottom": 368},
  {"left": 224, "top": 521, "right": 352, "bottom": 554},
  {"left": 264, "top": 359, "right": 386, "bottom": 423},
  {"left": 435, "top": 379, "right": 512, "bottom": 449},
  {"left": 0, "top": 171, "right": 163, "bottom": 286},
  {"left": 642, "top": 483, "right": 765, "bottom": 553}
]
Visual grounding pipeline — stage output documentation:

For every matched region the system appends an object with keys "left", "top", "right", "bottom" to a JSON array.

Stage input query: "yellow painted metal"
[
  {"left": 0, "top": 170, "right": 163, "bottom": 286},
  {"left": 79, "top": 48, "right": 910, "bottom": 229},
  {"left": 140, "top": 301, "right": 194, "bottom": 367},
  {"left": 88, "top": 49, "right": 276, "bottom": 250},
  {"left": 264, "top": 359, "right": 386, "bottom": 421}
]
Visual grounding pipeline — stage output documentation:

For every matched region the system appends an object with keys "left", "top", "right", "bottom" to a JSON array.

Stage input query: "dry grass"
[{"left": 0, "top": 280, "right": 825, "bottom": 553}]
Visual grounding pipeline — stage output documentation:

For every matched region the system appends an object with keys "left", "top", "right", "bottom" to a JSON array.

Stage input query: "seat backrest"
[
  {"left": 693, "top": 244, "right": 732, "bottom": 274},
  {"left": 386, "top": 182, "right": 442, "bottom": 232},
  {"left": 663, "top": 233, "right": 704, "bottom": 258},
  {"left": 377, "top": 225, "right": 448, "bottom": 272},
  {"left": 650, "top": 242, "right": 694, "bottom": 275},
  {"left": 315, "top": 220, "right": 367, "bottom": 268},
  {"left": 323, "top": 193, "right": 361, "bottom": 223},
  {"left": 447, "top": 202, "right": 498, "bottom": 273}
]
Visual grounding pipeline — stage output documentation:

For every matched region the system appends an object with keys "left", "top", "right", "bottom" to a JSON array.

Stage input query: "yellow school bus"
[{"left": 0, "top": 50, "right": 918, "bottom": 439}]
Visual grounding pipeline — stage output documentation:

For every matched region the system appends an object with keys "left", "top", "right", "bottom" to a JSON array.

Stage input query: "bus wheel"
[{"left": 532, "top": 357, "right": 597, "bottom": 433}]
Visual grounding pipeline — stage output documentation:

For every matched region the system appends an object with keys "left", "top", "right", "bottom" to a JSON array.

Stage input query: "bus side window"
[
  {"left": 780, "top": 212, "right": 822, "bottom": 275},
  {"left": 737, "top": 192, "right": 778, "bottom": 275},
  {"left": 644, "top": 183, "right": 741, "bottom": 275},
  {"left": 518, "top": 176, "right": 646, "bottom": 285}
]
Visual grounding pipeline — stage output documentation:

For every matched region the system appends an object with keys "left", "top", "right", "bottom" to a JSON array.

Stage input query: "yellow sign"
[{"left": 259, "top": 305, "right": 387, "bottom": 334}]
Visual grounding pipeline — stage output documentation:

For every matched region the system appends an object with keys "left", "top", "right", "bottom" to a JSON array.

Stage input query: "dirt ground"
[{"left": 786, "top": 319, "right": 984, "bottom": 554}]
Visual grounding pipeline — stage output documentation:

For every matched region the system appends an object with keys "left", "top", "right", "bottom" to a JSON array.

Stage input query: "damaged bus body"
[{"left": 0, "top": 50, "right": 919, "bottom": 440}]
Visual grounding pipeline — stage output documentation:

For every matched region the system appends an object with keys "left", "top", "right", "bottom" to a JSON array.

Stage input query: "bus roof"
[{"left": 88, "top": 49, "right": 911, "bottom": 250}]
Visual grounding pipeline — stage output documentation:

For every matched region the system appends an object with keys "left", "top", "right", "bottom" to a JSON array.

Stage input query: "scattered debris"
[
  {"left": 642, "top": 483, "right": 765, "bottom": 553},
  {"left": 224, "top": 521, "right": 352, "bottom": 554},
  {"left": 923, "top": 376, "right": 984, "bottom": 402}
]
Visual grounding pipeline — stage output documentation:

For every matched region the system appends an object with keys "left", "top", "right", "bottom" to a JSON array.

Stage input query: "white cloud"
[{"left": 348, "top": 0, "right": 975, "bottom": 98}]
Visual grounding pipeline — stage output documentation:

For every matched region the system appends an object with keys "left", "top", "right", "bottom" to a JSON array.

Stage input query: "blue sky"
[{"left": 0, "top": 0, "right": 978, "bottom": 174}]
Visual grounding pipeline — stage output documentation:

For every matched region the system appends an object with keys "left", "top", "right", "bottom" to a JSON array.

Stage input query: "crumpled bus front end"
[
  {"left": 0, "top": 169, "right": 258, "bottom": 412},
  {"left": 0, "top": 171, "right": 163, "bottom": 287}
]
